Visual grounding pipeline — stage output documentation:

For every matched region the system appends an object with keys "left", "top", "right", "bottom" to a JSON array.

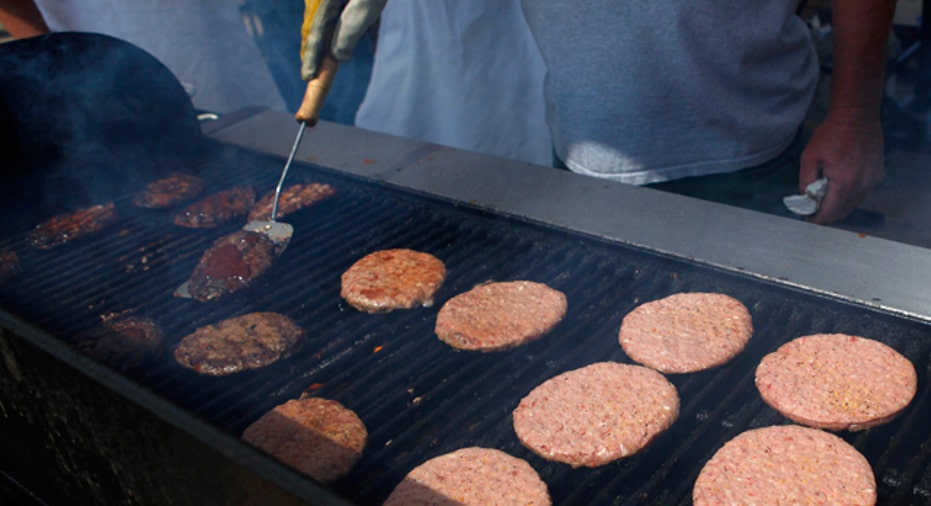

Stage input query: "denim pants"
[
  {"left": 553, "top": 138, "right": 803, "bottom": 219},
  {"left": 646, "top": 145, "right": 801, "bottom": 219}
]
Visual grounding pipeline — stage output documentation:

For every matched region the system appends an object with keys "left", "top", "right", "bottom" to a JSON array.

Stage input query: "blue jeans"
[{"left": 552, "top": 137, "right": 802, "bottom": 219}]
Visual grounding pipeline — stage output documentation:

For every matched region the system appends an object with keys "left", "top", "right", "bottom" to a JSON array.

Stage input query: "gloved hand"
[{"left": 300, "top": 0, "right": 386, "bottom": 81}]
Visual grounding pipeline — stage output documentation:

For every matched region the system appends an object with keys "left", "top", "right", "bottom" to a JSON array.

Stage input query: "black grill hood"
[{"left": 0, "top": 32, "right": 205, "bottom": 236}]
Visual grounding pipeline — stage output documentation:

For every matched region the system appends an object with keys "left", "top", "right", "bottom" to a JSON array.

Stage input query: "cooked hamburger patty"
[
  {"left": 132, "top": 172, "right": 205, "bottom": 209},
  {"left": 755, "top": 333, "right": 917, "bottom": 431},
  {"left": 185, "top": 230, "right": 278, "bottom": 302},
  {"left": 247, "top": 183, "right": 335, "bottom": 222},
  {"left": 513, "top": 362, "right": 679, "bottom": 468},
  {"left": 241, "top": 396, "right": 366, "bottom": 483},
  {"left": 340, "top": 249, "right": 446, "bottom": 313},
  {"left": 27, "top": 203, "right": 119, "bottom": 250},
  {"left": 383, "top": 447, "right": 551, "bottom": 506},
  {"left": 173, "top": 186, "right": 256, "bottom": 228},
  {"left": 693, "top": 424, "right": 876, "bottom": 505},
  {"left": 619, "top": 292, "right": 753, "bottom": 373},
  {"left": 174, "top": 312, "right": 304, "bottom": 375},
  {"left": 75, "top": 315, "right": 164, "bottom": 369},
  {"left": 435, "top": 281, "right": 567, "bottom": 352}
]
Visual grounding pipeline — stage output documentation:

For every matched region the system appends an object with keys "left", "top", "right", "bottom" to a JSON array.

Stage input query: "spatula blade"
[{"left": 243, "top": 220, "right": 294, "bottom": 252}]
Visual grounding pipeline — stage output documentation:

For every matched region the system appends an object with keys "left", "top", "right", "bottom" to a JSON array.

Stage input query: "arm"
[
  {"left": 0, "top": 0, "right": 49, "bottom": 39},
  {"left": 800, "top": 0, "right": 896, "bottom": 224}
]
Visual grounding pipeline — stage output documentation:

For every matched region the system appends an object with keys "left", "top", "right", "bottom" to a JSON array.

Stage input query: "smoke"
[
  {"left": 0, "top": 10, "right": 375, "bottom": 235},
  {"left": 0, "top": 32, "right": 205, "bottom": 225}
]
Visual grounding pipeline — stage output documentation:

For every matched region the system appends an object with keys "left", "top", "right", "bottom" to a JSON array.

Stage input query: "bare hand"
[{"left": 799, "top": 113, "right": 884, "bottom": 224}]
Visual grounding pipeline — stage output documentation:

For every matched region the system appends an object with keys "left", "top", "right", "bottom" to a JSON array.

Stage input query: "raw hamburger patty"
[
  {"left": 755, "top": 333, "right": 917, "bottom": 431},
  {"left": 174, "top": 312, "right": 304, "bottom": 375},
  {"left": 618, "top": 292, "right": 753, "bottom": 373},
  {"left": 27, "top": 203, "right": 119, "bottom": 250},
  {"left": 513, "top": 362, "right": 679, "bottom": 467},
  {"left": 693, "top": 424, "right": 876, "bottom": 505},
  {"left": 173, "top": 186, "right": 256, "bottom": 228},
  {"left": 435, "top": 281, "right": 567, "bottom": 352},
  {"left": 185, "top": 230, "right": 278, "bottom": 302},
  {"left": 383, "top": 447, "right": 551, "bottom": 506},
  {"left": 132, "top": 172, "right": 205, "bottom": 209},
  {"left": 247, "top": 183, "right": 335, "bottom": 222},
  {"left": 241, "top": 396, "right": 366, "bottom": 483},
  {"left": 340, "top": 249, "right": 447, "bottom": 313}
]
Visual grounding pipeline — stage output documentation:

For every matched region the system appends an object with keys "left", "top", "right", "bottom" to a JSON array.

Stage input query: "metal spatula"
[
  {"left": 244, "top": 52, "right": 339, "bottom": 252},
  {"left": 174, "top": 56, "right": 337, "bottom": 299},
  {"left": 241, "top": 122, "right": 304, "bottom": 251},
  {"left": 172, "top": 127, "right": 303, "bottom": 299}
]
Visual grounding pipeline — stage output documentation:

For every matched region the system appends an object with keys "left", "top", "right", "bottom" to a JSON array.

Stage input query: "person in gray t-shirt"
[
  {"left": 297, "top": 0, "right": 894, "bottom": 225},
  {"left": 518, "top": 0, "right": 893, "bottom": 225}
]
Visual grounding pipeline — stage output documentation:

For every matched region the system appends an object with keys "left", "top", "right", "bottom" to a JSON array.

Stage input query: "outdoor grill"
[{"left": 4, "top": 33, "right": 931, "bottom": 506}]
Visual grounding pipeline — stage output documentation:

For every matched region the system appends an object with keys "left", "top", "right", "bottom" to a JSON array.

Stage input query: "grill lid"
[{"left": 0, "top": 32, "right": 204, "bottom": 237}]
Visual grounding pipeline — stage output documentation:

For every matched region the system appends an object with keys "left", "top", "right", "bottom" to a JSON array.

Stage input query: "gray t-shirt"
[{"left": 520, "top": 1, "right": 819, "bottom": 184}]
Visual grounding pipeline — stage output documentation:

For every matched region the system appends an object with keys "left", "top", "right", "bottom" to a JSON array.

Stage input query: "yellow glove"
[{"left": 300, "top": 0, "right": 386, "bottom": 81}]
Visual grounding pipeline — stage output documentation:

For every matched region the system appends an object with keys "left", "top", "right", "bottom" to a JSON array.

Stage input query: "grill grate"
[{"left": 2, "top": 141, "right": 931, "bottom": 505}]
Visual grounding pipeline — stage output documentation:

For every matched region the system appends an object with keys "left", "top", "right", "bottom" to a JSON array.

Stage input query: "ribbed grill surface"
[{"left": 2, "top": 142, "right": 931, "bottom": 505}]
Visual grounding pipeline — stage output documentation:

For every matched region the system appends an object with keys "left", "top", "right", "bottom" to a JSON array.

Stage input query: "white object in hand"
[{"left": 783, "top": 178, "right": 829, "bottom": 216}]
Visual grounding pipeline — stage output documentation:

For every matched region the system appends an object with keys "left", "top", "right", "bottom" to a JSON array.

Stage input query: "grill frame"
[{"left": 2, "top": 120, "right": 931, "bottom": 505}]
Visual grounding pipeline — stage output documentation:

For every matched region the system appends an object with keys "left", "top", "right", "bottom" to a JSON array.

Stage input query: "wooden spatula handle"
[{"left": 295, "top": 53, "right": 339, "bottom": 126}]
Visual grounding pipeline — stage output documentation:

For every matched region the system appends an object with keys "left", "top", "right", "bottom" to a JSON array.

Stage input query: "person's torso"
[
  {"left": 34, "top": 0, "right": 287, "bottom": 114},
  {"left": 355, "top": 1, "right": 553, "bottom": 166},
  {"left": 520, "top": 0, "right": 819, "bottom": 184}
]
